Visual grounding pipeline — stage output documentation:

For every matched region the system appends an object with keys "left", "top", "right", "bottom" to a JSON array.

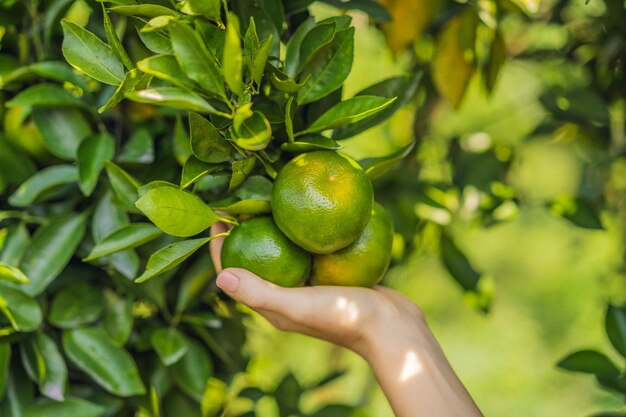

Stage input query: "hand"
[{"left": 209, "top": 222, "right": 423, "bottom": 358}]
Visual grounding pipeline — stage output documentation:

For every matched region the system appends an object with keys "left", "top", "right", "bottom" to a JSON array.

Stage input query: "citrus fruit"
[
  {"left": 221, "top": 216, "right": 311, "bottom": 287},
  {"left": 310, "top": 202, "right": 394, "bottom": 287},
  {"left": 3, "top": 105, "right": 51, "bottom": 162},
  {"left": 271, "top": 151, "right": 373, "bottom": 254}
]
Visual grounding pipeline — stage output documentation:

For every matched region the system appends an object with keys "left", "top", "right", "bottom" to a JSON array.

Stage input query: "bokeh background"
[{"left": 243, "top": 3, "right": 626, "bottom": 417}]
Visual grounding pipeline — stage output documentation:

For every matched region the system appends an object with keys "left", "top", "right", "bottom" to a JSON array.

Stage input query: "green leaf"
[
  {"left": 48, "top": 283, "right": 104, "bottom": 329},
  {"left": 244, "top": 19, "right": 272, "bottom": 85},
  {"left": 109, "top": 4, "right": 179, "bottom": 17},
  {"left": 84, "top": 223, "right": 162, "bottom": 261},
  {"left": 280, "top": 134, "right": 342, "bottom": 153},
  {"left": 136, "top": 54, "right": 196, "bottom": 90},
  {"left": 133, "top": 20, "right": 172, "bottom": 54},
  {"left": 23, "top": 396, "right": 105, "bottom": 417},
  {"left": 61, "top": 20, "right": 124, "bottom": 85},
  {"left": 0, "top": 343, "right": 10, "bottom": 399},
  {"left": 169, "top": 22, "right": 225, "bottom": 98},
  {"left": 98, "top": 68, "right": 143, "bottom": 113},
  {"left": 135, "top": 237, "right": 211, "bottom": 283},
  {"left": 23, "top": 332, "right": 68, "bottom": 400},
  {"left": 229, "top": 157, "right": 256, "bottom": 192},
  {"left": 102, "top": 289, "right": 133, "bottom": 346},
  {"left": 173, "top": 115, "right": 192, "bottom": 165},
  {"left": 223, "top": 13, "right": 244, "bottom": 96},
  {"left": 269, "top": 70, "right": 310, "bottom": 94},
  {"left": 151, "top": 328, "right": 188, "bottom": 366},
  {"left": 173, "top": 338, "right": 213, "bottom": 401},
  {"left": 126, "top": 87, "right": 223, "bottom": 115},
  {"left": 307, "top": 404, "right": 354, "bottom": 417},
  {"left": 557, "top": 350, "right": 620, "bottom": 376},
  {"left": 0, "top": 363, "right": 33, "bottom": 417},
  {"left": 301, "top": 95, "right": 396, "bottom": 134},
  {"left": 92, "top": 190, "right": 140, "bottom": 280},
  {"left": 189, "top": 112, "right": 232, "bottom": 163},
  {"left": 0, "top": 61, "right": 88, "bottom": 91},
  {"left": 136, "top": 187, "right": 224, "bottom": 237},
  {"left": 181, "top": 156, "right": 221, "bottom": 189},
  {"left": 19, "top": 213, "right": 88, "bottom": 296},
  {"left": 0, "top": 263, "right": 29, "bottom": 284},
  {"left": 102, "top": 4, "right": 134, "bottom": 70},
  {"left": 32, "top": 107, "right": 92, "bottom": 160},
  {"left": 0, "top": 223, "right": 30, "bottom": 266},
  {"left": 8, "top": 165, "right": 78, "bottom": 208},
  {"left": 232, "top": 0, "right": 283, "bottom": 56},
  {"left": 284, "top": 17, "right": 315, "bottom": 77},
  {"left": 607, "top": 305, "right": 626, "bottom": 358},
  {"left": 359, "top": 141, "right": 414, "bottom": 180},
  {"left": 298, "top": 22, "right": 336, "bottom": 72},
  {"left": 235, "top": 175, "right": 272, "bottom": 200},
  {"left": 333, "top": 73, "right": 422, "bottom": 139},
  {"left": 77, "top": 133, "right": 115, "bottom": 196},
  {"left": 63, "top": 327, "right": 146, "bottom": 397},
  {"left": 0, "top": 136, "right": 36, "bottom": 187},
  {"left": 212, "top": 199, "right": 271, "bottom": 215},
  {"left": 185, "top": 0, "right": 221, "bottom": 19},
  {"left": 118, "top": 127, "right": 154, "bottom": 164},
  {"left": 6, "top": 84, "right": 85, "bottom": 108},
  {"left": 0, "top": 283, "right": 42, "bottom": 332},
  {"left": 175, "top": 256, "right": 214, "bottom": 313},
  {"left": 232, "top": 111, "right": 272, "bottom": 151},
  {"left": 298, "top": 27, "right": 354, "bottom": 104},
  {"left": 104, "top": 161, "right": 141, "bottom": 213}
]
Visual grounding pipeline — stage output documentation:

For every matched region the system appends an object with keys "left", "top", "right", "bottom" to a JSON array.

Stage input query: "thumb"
[{"left": 216, "top": 268, "right": 289, "bottom": 312}]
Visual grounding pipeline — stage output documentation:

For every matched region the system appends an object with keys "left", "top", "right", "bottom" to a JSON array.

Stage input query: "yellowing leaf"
[
  {"left": 379, "top": 0, "right": 441, "bottom": 54},
  {"left": 431, "top": 11, "right": 478, "bottom": 107}
]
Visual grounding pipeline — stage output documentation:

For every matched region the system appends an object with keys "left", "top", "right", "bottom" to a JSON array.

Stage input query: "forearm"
[{"left": 359, "top": 316, "right": 483, "bottom": 417}]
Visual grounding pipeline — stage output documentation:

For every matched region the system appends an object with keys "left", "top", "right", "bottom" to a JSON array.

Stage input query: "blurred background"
[{"left": 244, "top": 3, "right": 626, "bottom": 417}]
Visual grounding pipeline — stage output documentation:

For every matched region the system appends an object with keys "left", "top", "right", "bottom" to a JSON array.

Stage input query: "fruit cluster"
[{"left": 221, "top": 151, "right": 394, "bottom": 287}]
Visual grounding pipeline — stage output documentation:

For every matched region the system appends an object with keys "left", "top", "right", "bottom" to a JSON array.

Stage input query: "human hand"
[{"left": 209, "top": 222, "right": 424, "bottom": 358}]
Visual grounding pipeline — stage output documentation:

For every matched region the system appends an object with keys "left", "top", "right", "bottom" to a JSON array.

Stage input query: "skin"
[{"left": 211, "top": 222, "right": 484, "bottom": 417}]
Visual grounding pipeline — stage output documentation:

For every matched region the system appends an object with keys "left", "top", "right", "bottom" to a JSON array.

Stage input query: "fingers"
[{"left": 209, "top": 222, "right": 230, "bottom": 272}]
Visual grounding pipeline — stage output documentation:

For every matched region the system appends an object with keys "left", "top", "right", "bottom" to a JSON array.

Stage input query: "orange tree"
[{"left": 0, "top": 0, "right": 624, "bottom": 416}]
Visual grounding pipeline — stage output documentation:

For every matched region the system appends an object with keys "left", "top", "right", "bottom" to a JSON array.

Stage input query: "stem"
[{"left": 27, "top": 0, "right": 45, "bottom": 61}]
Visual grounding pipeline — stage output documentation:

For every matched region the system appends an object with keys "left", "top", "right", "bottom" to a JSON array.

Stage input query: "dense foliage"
[{"left": 0, "top": 0, "right": 624, "bottom": 415}]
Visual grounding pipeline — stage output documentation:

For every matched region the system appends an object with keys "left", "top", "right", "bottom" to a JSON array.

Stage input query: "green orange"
[
  {"left": 271, "top": 151, "right": 373, "bottom": 254},
  {"left": 310, "top": 202, "right": 394, "bottom": 287},
  {"left": 221, "top": 216, "right": 311, "bottom": 287}
]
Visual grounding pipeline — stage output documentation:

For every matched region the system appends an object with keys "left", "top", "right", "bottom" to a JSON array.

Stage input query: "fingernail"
[{"left": 217, "top": 271, "right": 239, "bottom": 293}]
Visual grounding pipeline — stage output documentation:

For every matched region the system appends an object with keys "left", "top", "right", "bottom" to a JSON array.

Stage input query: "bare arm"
[{"left": 210, "top": 223, "right": 483, "bottom": 417}]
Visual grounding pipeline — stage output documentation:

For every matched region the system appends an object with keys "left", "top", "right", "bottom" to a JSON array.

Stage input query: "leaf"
[
  {"left": 189, "top": 112, "right": 232, "bottom": 163},
  {"left": 61, "top": 20, "right": 124, "bottom": 85},
  {"left": 302, "top": 96, "right": 396, "bottom": 134},
  {"left": 0, "top": 223, "right": 30, "bottom": 266},
  {"left": 284, "top": 17, "right": 316, "bottom": 77},
  {"left": 235, "top": 175, "right": 273, "bottom": 200},
  {"left": 378, "top": 0, "right": 440, "bottom": 54},
  {"left": 63, "top": 327, "right": 146, "bottom": 397},
  {"left": 135, "top": 237, "right": 211, "bottom": 283},
  {"left": 84, "top": 223, "right": 162, "bottom": 261},
  {"left": 245, "top": 19, "right": 273, "bottom": 85},
  {"left": 0, "top": 283, "right": 42, "bottom": 332},
  {"left": 118, "top": 127, "right": 154, "bottom": 164},
  {"left": 0, "top": 61, "right": 88, "bottom": 91},
  {"left": 48, "top": 283, "right": 104, "bottom": 329},
  {"left": 321, "top": 0, "right": 391, "bottom": 21},
  {"left": 298, "top": 22, "right": 336, "bottom": 72},
  {"left": 6, "top": 84, "right": 85, "bottom": 108},
  {"left": 333, "top": 73, "right": 421, "bottom": 139},
  {"left": 0, "top": 343, "right": 10, "bottom": 399},
  {"left": 201, "top": 378, "right": 227, "bottom": 417},
  {"left": 0, "top": 363, "right": 33, "bottom": 417},
  {"left": 432, "top": 10, "right": 478, "bottom": 107},
  {"left": 298, "top": 27, "right": 354, "bottom": 105},
  {"left": 280, "top": 134, "right": 342, "bottom": 153},
  {"left": 23, "top": 332, "right": 68, "bottom": 400},
  {"left": 105, "top": 161, "right": 141, "bottom": 213},
  {"left": 223, "top": 13, "right": 244, "bottom": 96},
  {"left": 181, "top": 156, "right": 221, "bottom": 189},
  {"left": 607, "top": 305, "right": 626, "bottom": 358},
  {"left": 23, "top": 397, "right": 104, "bottom": 417},
  {"left": 109, "top": 4, "right": 179, "bottom": 17},
  {"left": 151, "top": 328, "right": 188, "bottom": 366},
  {"left": 173, "top": 338, "right": 213, "bottom": 401},
  {"left": 133, "top": 20, "right": 172, "bottom": 54},
  {"left": 175, "top": 256, "right": 214, "bottom": 313},
  {"left": 32, "top": 107, "right": 92, "bottom": 160},
  {"left": 359, "top": 141, "right": 414, "bottom": 180},
  {"left": 308, "top": 404, "right": 354, "bottom": 417},
  {"left": 0, "top": 263, "right": 29, "bottom": 284},
  {"left": 77, "top": 133, "right": 115, "bottom": 196},
  {"left": 102, "top": 4, "right": 134, "bottom": 70},
  {"left": 229, "top": 157, "right": 256, "bottom": 191},
  {"left": 557, "top": 350, "right": 620, "bottom": 376},
  {"left": 173, "top": 115, "right": 192, "bottom": 165},
  {"left": 552, "top": 197, "right": 604, "bottom": 230},
  {"left": 136, "top": 54, "right": 196, "bottom": 90},
  {"left": 185, "top": 0, "right": 221, "bottom": 19},
  {"left": 232, "top": 0, "right": 283, "bottom": 56},
  {"left": 98, "top": 68, "right": 143, "bottom": 113},
  {"left": 8, "top": 165, "right": 77, "bottom": 208},
  {"left": 0, "top": 136, "right": 36, "bottom": 187},
  {"left": 485, "top": 30, "right": 506, "bottom": 92},
  {"left": 126, "top": 87, "right": 223, "bottom": 115},
  {"left": 232, "top": 111, "right": 272, "bottom": 151},
  {"left": 212, "top": 199, "right": 271, "bottom": 215},
  {"left": 136, "top": 187, "right": 225, "bottom": 237},
  {"left": 19, "top": 213, "right": 88, "bottom": 296},
  {"left": 102, "top": 289, "right": 133, "bottom": 346},
  {"left": 169, "top": 22, "right": 225, "bottom": 98}
]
